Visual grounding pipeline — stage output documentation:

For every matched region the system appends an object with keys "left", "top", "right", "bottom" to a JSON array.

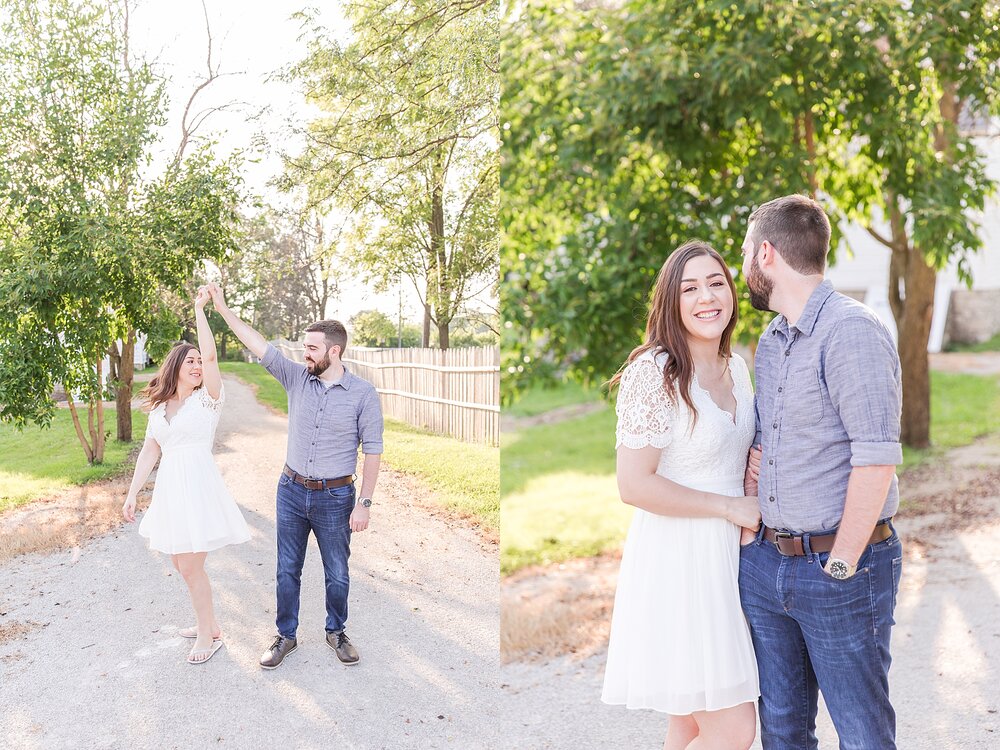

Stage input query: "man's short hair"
[
  {"left": 304, "top": 320, "right": 348, "bottom": 356},
  {"left": 749, "top": 194, "right": 831, "bottom": 274}
]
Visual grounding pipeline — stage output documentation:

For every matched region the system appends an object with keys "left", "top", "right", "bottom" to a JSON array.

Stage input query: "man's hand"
[
  {"left": 748, "top": 444, "right": 762, "bottom": 481},
  {"left": 206, "top": 282, "right": 227, "bottom": 309},
  {"left": 349, "top": 504, "right": 370, "bottom": 532},
  {"left": 744, "top": 444, "right": 761, "bottom": 496}
]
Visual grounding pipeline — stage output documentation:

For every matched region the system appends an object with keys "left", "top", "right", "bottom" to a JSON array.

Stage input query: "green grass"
[
  {"left": 943, "top": 331, "right": 1000, "bottom": 353},
  {"left": 501, "top": 371, "right": 1000, "bottom": 575},
  {"left": 504, "top": 380, "right": 602, "bottom": 418},
  {"left": 0, "top": 408, "right": 148, "bottom": 513},
  {"left": 901, "top": 371, "right": 1000, "bottom": 470},
  {"left": 219, "top": 361, "right": 288, "bottom": 412},
  {"left": 380, "top": 419, "right": 499, "bottom": 531},
  {"left": 219, "top": 361, "right": 499, "bottom": 531},
  {"left": 501, "top": 404, "right": 630, "bottom": 574}
]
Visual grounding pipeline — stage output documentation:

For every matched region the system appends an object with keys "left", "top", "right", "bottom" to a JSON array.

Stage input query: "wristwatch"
[
  {"left": 824, "top": 557, "right": 856, "bottom": 580},
  {"left": 357, "top": 497, "right": 373, "bottom": 508}
]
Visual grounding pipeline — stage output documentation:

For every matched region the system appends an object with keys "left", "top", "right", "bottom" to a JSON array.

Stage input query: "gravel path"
[
  {"left": 500, "top": 436, "right": 1000, "bottom": 749},
  {"left": 0, "top": 375, "right": 499, "bottom": 750}
]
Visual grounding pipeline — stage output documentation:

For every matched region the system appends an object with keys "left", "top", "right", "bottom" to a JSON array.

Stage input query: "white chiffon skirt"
[
  {"left": 602, "top": 481, "right": 760, "bottom": 715},
  {"left": 138, "top": 444, "right": 251, "bottom": 555}
]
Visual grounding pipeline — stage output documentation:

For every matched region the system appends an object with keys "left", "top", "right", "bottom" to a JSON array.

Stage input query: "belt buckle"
[{"left": 773, "top": 531, "right": 794, "bottom": 555}]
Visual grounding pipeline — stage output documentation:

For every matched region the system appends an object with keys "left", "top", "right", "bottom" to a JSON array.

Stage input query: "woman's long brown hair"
[
  {"left": 140, "top": 343, "right": 201, "bottom": 409},
  {"left": 608, "top": 241, "right": 738, "bottom": 425}
]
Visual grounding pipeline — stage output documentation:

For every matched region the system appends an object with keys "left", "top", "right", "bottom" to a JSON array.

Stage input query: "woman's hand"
[
  {"left": 122, "top": 494, "right": 137, "bottom": 523},
  {"left": 725, "top": 495, "right": 762, "bottom": 530},
  {"left": 195, "top": 286, "right": 211, "bottom": 311}
]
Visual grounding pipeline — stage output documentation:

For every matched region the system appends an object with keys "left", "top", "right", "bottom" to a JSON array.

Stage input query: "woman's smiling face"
[
  {"left": 678, "top": 254, "right": 735, "bottom": 344},
  {"left": 177, "top": 349, "right": 203, "bottom": 389}
]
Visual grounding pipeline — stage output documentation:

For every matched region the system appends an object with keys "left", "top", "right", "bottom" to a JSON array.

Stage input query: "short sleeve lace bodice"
[
  {"left": 145, "top": 384, "right": 225, "bottom": 453},
  {"left": 616, "top": 355, "right": 676, "bottom": 450},
  {"left": 615, "top": 350, "right": 755, "bottom": 491}
]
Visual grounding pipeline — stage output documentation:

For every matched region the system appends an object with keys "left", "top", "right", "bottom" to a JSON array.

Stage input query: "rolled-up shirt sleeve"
[
  {"left": 824, "top": 316, "right": 903, "bottom": 466},
  {"left": 260, "top": 343, "right": 304, "bottom": 392},
  {"left": 358, "top": 387, "right": 384, "bottom": 454}
]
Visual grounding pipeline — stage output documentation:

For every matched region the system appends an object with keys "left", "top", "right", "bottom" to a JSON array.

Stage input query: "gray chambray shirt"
[
  {"left": 754, "top": 280, "right": 902, "bottom": 533},
  {"left": 261, "top": 344, "right": 384, "bottom": 479}
]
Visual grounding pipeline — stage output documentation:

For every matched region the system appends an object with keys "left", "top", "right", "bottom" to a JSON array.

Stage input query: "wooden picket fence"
[{"left": 271, "top": 340, "right": 500, "bottom": 446}]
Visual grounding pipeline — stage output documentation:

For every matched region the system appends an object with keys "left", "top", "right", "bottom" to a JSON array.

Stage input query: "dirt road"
[{"left": 0, "top": 376, "right": 499, "bottom": 749}]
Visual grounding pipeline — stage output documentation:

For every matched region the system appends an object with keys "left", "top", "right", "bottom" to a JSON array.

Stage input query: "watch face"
[
  {"left": 360, "top": 498, "right": 372, "bottom": 508},
  {"left": 828, "top": 560, "right": 849, "bottom": 579}
]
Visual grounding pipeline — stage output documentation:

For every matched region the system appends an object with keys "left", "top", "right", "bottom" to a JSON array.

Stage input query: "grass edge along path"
[
  {"left": 0, "top": 408, "right": 149, "bottom": 514},
  {"left": 502, "top": 371, "right": 1000, "bottom": 576},
  {"left": 219, "top": 361, "right": 499, "bottom": 534}
]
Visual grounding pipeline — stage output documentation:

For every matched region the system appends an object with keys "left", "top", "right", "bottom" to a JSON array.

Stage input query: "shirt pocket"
[{"left": 783, "top": 367, "right": 825, "bottom": 427}]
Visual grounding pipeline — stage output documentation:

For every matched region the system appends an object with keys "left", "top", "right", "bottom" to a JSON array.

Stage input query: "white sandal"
[{"left": 187, "top": 640, "right": 224, "bottom": 665}]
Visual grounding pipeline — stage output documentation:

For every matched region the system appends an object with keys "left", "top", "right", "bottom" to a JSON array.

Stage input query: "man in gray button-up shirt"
[
  {"left": 737, "top": 195, "right": 904, "bottom": 749},
  {"left": 208, "top": 283, "right": 383, "bottom": 670}
]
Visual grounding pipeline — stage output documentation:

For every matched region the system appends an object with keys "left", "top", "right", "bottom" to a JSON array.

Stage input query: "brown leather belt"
[
  {"left": 763, "top": 519, "right": 893, "bottom": 556},
  {"left": 282, "top": 465, "right": 354, "bottom": 491}
]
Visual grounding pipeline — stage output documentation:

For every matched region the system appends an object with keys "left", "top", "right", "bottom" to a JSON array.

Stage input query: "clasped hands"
[{"left": 194, "top": 282, "right": 226, "bottom": 311}]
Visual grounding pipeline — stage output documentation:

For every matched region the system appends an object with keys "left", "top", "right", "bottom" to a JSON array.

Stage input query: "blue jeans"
[
  {"left": 275, "top": 474, "right": 354, "bottom": 639},
  {"left": 738, "top": 522, "right": 903, "bottom": 750}
]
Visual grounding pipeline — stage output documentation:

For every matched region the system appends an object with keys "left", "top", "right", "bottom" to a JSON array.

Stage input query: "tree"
[
  {"left": 502, "top": 0, "right": 1000, "bottom": 446},
  {"left": 283, "top": 0, "right": 499, "bottom": 349},
  {"left": 349, "top": 310, "right": 396, "bottom": 348},
  {"left": 206, "top": 209, "right": 338, "bottom": 353},
  {"left": 0, "top": 0, "right": 241, "bottom": 461}
]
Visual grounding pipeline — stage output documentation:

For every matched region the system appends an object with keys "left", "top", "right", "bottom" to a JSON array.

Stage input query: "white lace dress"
[
  {"left": 138, "top": 384, "right": 251, "bottom": 554},
  {"left": 601, "top": 349, "right": 760, "bottom": 715}
]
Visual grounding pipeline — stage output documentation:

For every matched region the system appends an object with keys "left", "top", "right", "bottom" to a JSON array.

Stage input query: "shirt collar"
[
  {"left": 782, "top": 279, "right": 835, "bottom": 338},
  {"left": 309, "top": 363, "right": 353, "bottom": 389}
]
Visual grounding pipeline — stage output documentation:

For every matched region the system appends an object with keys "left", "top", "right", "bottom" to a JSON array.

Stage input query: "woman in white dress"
[
  {"left": 122, "top": 287, "right": 251, "bottom": 664},
  {"left": 602, "top": 241, "right": 763, "bottom": 749}
]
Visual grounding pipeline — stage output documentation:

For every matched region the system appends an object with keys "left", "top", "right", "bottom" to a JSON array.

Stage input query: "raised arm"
[
  {"left": 205, "top": 282, "right": 268, "bottom": 359},
  {"left": 194, "top": 288, "right": 222, "bottom": 400}
]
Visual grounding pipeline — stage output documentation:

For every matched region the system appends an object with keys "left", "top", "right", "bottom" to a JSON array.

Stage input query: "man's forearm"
[
  {"left": 359, "top": 453, "right": 381, "bottom": 500},
  {"left": 215, "top": 302, "right": 267, "bottom": 358},
  {"left": 831, "top": 465, "right": 896, "bottom": 566}
]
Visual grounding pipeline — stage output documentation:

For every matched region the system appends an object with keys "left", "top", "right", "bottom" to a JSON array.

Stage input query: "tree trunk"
[
  {"left": 422, "top": 303, "right": 431, "bottom": 347},
  {"left": 890, "top": 244, "right": 936, "bottom": 448},
  {"left": 66, "top": 398, "right": 95, "bottom": 464},
  {"left": 116, "top": 332, "right": 135, "bottom": 442},
  {"left": 93, "top": 358, "right": 106, "bottom": 463},
  {"left": 885, "top": 80, "right": 960, "bottom": 449},
  {"left": 430, "top": 163, "right": 449, "bottom": 350},
  {"left": 438, "top": 320, "right": 450, "bottom": 350}
]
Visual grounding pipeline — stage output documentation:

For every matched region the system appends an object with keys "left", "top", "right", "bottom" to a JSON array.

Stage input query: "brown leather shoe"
[
  {"left": 326, "top": 629, "right": 359, "bottom": 665},
  {"left": 259, "top": 635, "right": 297, "bottom": 670}
]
